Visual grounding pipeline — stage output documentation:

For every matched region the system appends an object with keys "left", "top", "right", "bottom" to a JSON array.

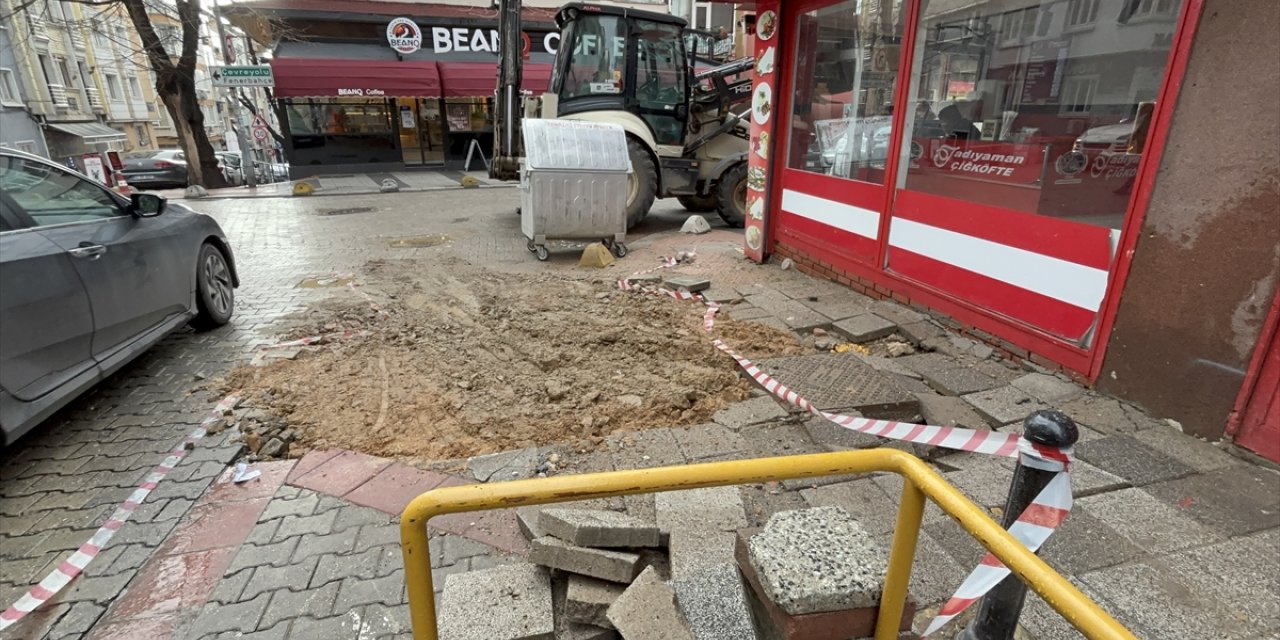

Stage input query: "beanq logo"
[{"left": 387, "top": 17, "right": 423, "bottom": 54}]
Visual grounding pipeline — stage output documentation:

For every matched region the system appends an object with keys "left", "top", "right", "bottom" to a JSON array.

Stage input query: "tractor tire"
[
  {"left": 625, "top": 138, "right": 657, "bottom": 229},
  {"left": 677, "top": 194, "right": 718, "bottom": 212},
  {"left": 716, "top": 162, "right": 749, "bottom": 228}
]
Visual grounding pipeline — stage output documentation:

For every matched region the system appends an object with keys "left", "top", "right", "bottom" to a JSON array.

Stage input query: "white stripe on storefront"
[
  {"left": 888, "top": 217, "right": 1110, "bottom": 311},
  {"left": 781, "top": 189, "right": 881, "bottom": 240}
]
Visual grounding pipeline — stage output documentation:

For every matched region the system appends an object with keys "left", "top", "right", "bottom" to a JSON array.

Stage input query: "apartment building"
[{"left": 0, "top": 0, "right": 167, "bottom": 161}]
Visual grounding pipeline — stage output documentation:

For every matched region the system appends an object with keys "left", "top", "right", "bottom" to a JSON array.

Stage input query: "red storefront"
[
  {"left": 738, "top": 0, "right": 1280, "bottom": 459},
  {"left": 739, "top": 0, "right": 1200, "bottom": 374}
]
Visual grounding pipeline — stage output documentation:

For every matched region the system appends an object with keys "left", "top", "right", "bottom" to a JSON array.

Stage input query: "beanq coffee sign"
[{"left": 429, "top": 26, "right": 561, "bottom": 56}]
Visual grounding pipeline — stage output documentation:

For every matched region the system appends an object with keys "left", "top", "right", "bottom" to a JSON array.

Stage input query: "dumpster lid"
[{"left": 522, "top": 119, "right": 632, "bottom": 172}]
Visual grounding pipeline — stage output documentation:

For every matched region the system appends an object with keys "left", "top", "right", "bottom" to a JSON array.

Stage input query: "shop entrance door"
[
  {"left": 1234, "top": 292, "right": 1280, "bottom": 463},
  {"left": 774, "top": 0, "right": 908, "bottom": 266},
  {"left": 397, "top": 98, "right": 445, "bottom": 166}
]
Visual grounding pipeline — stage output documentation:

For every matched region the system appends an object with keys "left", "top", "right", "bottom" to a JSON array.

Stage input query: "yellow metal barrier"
[{"left": 400, "top": 448, "right": 1135, "bottom": 640}]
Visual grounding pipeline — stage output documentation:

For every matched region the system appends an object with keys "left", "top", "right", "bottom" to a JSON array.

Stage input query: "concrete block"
[
  {"left": 712, "top": 396, "right": 790, "bottom": 430},
  {"left": 437, "top": 563, "right": 554, "bottom": 640},
  {"left": 747, "top": 506, "right": 887, "bottom": 615},
  {"left": 579, "top": 243, "right": 616, "bottom": 268},
  {"left": 1009, "top": 373, "right": 1083, "bottom": 403},
  {"left": 539, "top": 508, "right": 660, "bottom": 548},
  {"left": 566, "top": 575, "right": 625, "bottom": 629},
  {"left": 605, "top": 566, "right": 694, "bottom": 640},
  {"left": 961, "top": 386, "right": 1049, "bottom": 427},
  {"left": 668, "top": 530, "right": 737, "bottom": 580},
  {"left": 798, "top": 479, "right": 898, "bottom": 536},
  {"left": 832, "top": 314, "right": 898, "bottom": 343},
  {"left": 673, "top": 563, "right": 755, "bottom": 640},
  {"left": 529, "top": 536, "right": 642, "bottom": 583},
  {"left": 517, "top": 506, "right": 546, "bottom": 540},
  {"left": 554, "top": 571, "right": 621, "bottom": 640},
  {"left": 663, "top": 275, "right": 712, "bottom": 293}
]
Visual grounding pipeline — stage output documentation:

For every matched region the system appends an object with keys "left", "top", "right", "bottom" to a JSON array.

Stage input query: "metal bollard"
[{"left": 957, "top": 409, "right": 1078, "bottom": 640}]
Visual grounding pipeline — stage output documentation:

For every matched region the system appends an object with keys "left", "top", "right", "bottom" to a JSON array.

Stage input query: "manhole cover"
[
  {"left": 755, "top": 353, "right": 919, "bottom": 417},
  {"left": 296, "top": 275, "right": 355, "bottom": 289},
  {"left": 319, "top": 207, "right": 375, "bottom": 216},
  {"left": 389, "top": 234, "right": 451, "bottom": 248}
]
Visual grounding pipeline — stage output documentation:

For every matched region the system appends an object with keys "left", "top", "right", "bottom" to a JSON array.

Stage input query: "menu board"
[{"left": 743, "top": 4, "right": 779, "bottom": 264}]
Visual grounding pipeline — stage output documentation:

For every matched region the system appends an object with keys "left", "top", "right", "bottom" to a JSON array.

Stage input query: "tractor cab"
[{"left": 551, "top": 3, "right": 691, "bottom": 146}]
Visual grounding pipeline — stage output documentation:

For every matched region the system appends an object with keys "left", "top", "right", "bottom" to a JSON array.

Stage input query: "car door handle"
[{"left": 68, "top": 244, "right": 107, "bottom": 260}]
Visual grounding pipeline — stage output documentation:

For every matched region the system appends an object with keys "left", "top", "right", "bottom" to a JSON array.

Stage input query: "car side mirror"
[{"left": 130, "top": 193, "right": 166, "bottom": 217}]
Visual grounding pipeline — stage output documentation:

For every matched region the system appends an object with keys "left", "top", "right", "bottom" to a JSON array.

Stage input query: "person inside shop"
[{"left": 938, "top": 104, "right": 980, "bottom": 141}]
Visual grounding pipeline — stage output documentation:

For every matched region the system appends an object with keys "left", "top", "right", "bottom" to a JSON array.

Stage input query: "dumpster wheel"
[{"left": 535, "top": 245, "right": 550, "bottom": 261}]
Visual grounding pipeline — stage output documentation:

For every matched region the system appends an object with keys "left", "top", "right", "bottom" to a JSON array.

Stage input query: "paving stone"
[
  {"left": 566, "top": 574, "right": 625, "bottom": 628},
  {"left": 605, "top": 566, "right": 694, "bottom": 640},
  {"left": 259, "top": 580, "right": 340, "bottom": 629},
  {"left": 1010, "top": 373, "right": 1083, "bottom": 403},
  {"left": 1145, "top": 465, "right": 1280, "bottom": 536},
  {"left": 439, "top": 533, "right": 496, "bottom": 566},
  {"left": 799, "top": 479, "right": 898, "bottom": 536},
  {"left": 726, "top": 305, "right": 773, "bottom": 321},
  {"left": 738, "top": 422, "right": 825, "bottom": 457},
  {"left": 310, "top": 546, "right": 401, "bottom": 586},
  {"left": 670, "top": 424, "right": 747, "bottom": 460},
  {"left": 1075, "top": 435, "right": 1196, "bottom": 486},
  {"left": 226, "top": 537, "right": 302, "bottom": 574},
  {"left": 962, "top": 386, "right": 1050, "bottom": 427},
  {"left": 919, "top": 366, "right": 1001, "bottom": 396},
  {"left": 607, "top": 428, "right": 686, "bottom": 470},
  {"left": 738, "top": 485, "right": 810, "bottom": 528},
  {"left": 553, "top": 573, "right": 620, "bottom": 640},
  {"left": 912, "top": 392, "right": 989, "bottom": 430},
  {"left": 1077, "top": 488, "right": 1224, "bottom": 554},
  {"left": 656, "top": 487, "right": 748, "bottom": 534},
  {"left": 1136, "top": 424, "right": 1242, "bottom": 473},
  {"left": 832, "top": 314, "right": 898, "bottom": 343},
  {"left": 801, "top": 415, "right": 875, "bottom": 451},
  {"left": 271, "top": 509, "right": 339, "bottom": 541},
  {"left": 242, "top": 556, "right": 321, "bottom": 600},
  {"left": 517, "top": 505, "right": 547, "bottom": 540},
  {"left": 853, "top": 353, "right": 924, "bottom": 379},
  {"left": 662, "top": 275, "right": 711, "bottom": 292},
  {"left": 1078, "top": 562, "right": 1263, "bottom": 640},
  {"left": 747, "top": 506, "right": 887, "bottom": 615},
  {"left": 257, "top": 492, "right": 321, "bottom": 522},
  {"left": 539, "top": 509, "right": 660, "bottom": 548},
  {"left": 711, "top": 396, "right": 790, "bottom": 430},
  {"left": 755, "top": 353, "right": 919, "bottom": 415},
  {"left": 334, "top": 569, "right": 407, "bottom": 612},
  {"left": 468, "top": 447, "right": 539, "bottom": 482},
  {"left": 1161, "top": 528, "right": 1280, "bottom": 624},
  {"left": 290, "top": 528, "right": 360, "bottom": 562},
  {"left": 745, "top": 293, "right": 832, "bottom": 331},
  {"left": 668, "top": 530, "right": 737, "bottom": 581},
  {"left": 1036, "top": 506, "right": 1147, "bottom": 575},
  {"left": 185, "top": 593, "right": 272, "bottom": 636},
  {"left": 357, "top": 602, "right": 413, "bottom": 638},
  {"left": 285, "top": 612, "right": 363, "bottom": 638},
  {"left": 672, "top": 563, "right": 755, "bottom": 640},
  {"left": 438, "top": 563, "right": 554, "bottom": 640},
  {"left": 800, "top": 297, "right": 873, "bottom": 322},
  {"left": 529, "top": 536, "right": 642, "bottom": 583},
  {"left": 1055, "top": 393, "right": 1146, "bottom": 434}
]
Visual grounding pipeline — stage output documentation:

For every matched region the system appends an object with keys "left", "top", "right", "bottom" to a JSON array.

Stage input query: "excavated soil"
[{"left": 222, "top": 258, "right": 806, "bottom": 461}]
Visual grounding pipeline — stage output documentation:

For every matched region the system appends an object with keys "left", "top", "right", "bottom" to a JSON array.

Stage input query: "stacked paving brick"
[{"left": 437, "top": 494, "right": 907, "bottom": 640}]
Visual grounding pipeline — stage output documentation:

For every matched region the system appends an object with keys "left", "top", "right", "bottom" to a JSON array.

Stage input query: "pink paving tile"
[
  {"left": 287, "top": 449, "right": 393, "bottom": 497},
  {"left": 85, "top": 613, "right": 182, "bottom": 640},
  {"left": 204, "top": 459, "right": 295, "bottom": 503},
  {"left": 344, "top": 463, "right": 460, "bottom": 515},
  {"left": 106, "top": 546, "right": 238, "bottom": 619},
  {"left": 159, "top": 497, "right": 272, "bottom": 555},
  {"left": 286, "top": 448, "right": 344, "bottom": 482},
  {"left": 430, "top": 507, "right": 530, "bottom": 555}
]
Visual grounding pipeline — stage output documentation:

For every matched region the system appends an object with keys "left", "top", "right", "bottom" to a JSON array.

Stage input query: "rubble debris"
[
  {"left": 529, "top": 536, "right": 643, "bottom": 583},
  {"left": 540, "top": 509, "right": 662, "bottom": 548},
  {"left": 605, "top": 566, "right": 694, "bottom": 640},
  {"left": 680, "top": 216, "right": 712, "bottom": 234}
]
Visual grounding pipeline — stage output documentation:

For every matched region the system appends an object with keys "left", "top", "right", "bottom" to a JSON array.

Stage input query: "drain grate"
[
  {"left": 319, "top": 207, "right": 375, "bottom": 216},
  {"left": 388, "top": 234, "right": 451, "bottom": 248},
  {"left": 755, "top": 353, "right": 919, "bottom": 416}
]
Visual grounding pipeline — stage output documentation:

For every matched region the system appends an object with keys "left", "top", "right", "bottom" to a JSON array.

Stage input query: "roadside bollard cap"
[{"left": 1023, "top": 409, "right": 1078, "bottom": 449}]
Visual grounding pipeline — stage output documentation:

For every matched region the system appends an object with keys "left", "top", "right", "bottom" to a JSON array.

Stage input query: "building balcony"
[
  {"left": 28, "top": 17, "right": 50, "bottom": 42},
  {"left": 48, "top": 84, "right": 69, "bottom": 107},
  {"left": 70, "top": 29, "right": 85, "bottom": 49},
  {"left": 86, "top": 87, "right": 105, "bottom": 111}
]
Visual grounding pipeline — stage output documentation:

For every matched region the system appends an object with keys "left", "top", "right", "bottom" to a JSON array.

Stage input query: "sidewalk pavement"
[
  {"left": 152, "top": 170, "right": 507, "bottom": 200},
  {"left": 71, "top": 273, "right": 1280, "bottom": 640}
]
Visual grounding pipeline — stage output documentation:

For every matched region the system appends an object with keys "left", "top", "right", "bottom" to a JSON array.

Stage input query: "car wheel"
[{"left": 190, "top": 243, "right": 234, "bottom": 331}]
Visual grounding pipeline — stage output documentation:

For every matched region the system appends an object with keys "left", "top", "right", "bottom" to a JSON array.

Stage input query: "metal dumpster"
[{"left": 520, "top": 119, "right": 630, "bottom": 261}]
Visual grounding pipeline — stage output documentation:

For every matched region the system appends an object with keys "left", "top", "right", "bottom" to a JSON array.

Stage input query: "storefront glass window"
[
  {"left": 896, "top": 0, "right": 1183, "bottom": 228},
  {"left": 786, "top": 0, "right": 905, "bottom": 184},
  {"left": 557, "top": 14, "right": 628, "bottom": 100},
  {"left": 285, "top": 99, "right": 393, "bottom": 136}
]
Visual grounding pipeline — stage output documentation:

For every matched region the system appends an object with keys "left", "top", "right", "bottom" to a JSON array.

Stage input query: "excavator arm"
[{"left": 491, "top": 0, "right": 525, "bottom": 180}]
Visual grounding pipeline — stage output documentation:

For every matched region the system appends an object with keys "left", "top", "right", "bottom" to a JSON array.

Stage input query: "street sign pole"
[{"left": 214, "top": 2, "right": 256, "bottom": 188}]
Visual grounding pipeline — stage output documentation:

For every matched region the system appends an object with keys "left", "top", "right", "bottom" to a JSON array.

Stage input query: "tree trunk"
[{"left": 156, "top": 76, "right": 227, "bottom": 189}]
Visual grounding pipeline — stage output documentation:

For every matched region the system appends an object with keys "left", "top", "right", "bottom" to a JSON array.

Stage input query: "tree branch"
[{"left": 235, "top": 91, "right": 285, "bottom": 145}]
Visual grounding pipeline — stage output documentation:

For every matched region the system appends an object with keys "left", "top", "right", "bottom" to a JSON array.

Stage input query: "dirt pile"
[{"left": 222, "top": 258, "right": 805, "bottom": 461}]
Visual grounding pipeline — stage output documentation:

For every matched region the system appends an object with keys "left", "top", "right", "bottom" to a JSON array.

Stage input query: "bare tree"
[{"left": 3, "top": 0, "right": 228, "bottom": 187}]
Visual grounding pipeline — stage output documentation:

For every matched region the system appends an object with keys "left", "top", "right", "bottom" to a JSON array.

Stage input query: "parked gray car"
[
  {"left": 121, "top": 149, "right": 189, "bottom": 189},
  {"left": 0, "top": 149, "right": 239, "bottom": 444}
]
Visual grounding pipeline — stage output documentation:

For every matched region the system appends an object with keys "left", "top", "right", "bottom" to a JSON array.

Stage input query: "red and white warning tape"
[
  {"left": 618, "top": 257, "right": 1075, "bottom": 638},
  {"left": 0, "top": 395, "right": 241, "bottom": 630}
]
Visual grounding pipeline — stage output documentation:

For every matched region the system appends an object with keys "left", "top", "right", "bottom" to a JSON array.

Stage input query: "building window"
[
  {"left": 134, "top": 123, "right": 150, "bottom": 147},
  {"left": 0, "top": 68, "right": 21, "bottom": 105},
  {"left": 1067, "top": 0, "right": 1101, "bottom": 27},
  {"left": 284, "top": 99, "right": 393, "bottom": 136},
  {"left": 16, "top": 141, "right": 39, "bottom": 154},
  {"left": 1131, "top": 0, "right": 1176, "bottom": 18},
  {"left": 105, "top": 73, "right": 122, "bottom": 101},
  {"left": 127, "top": 75, "right": 141, "bottom": 99},
  {"left": 1060, "top": 76, "right": 1098, "bottom": 114}
]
